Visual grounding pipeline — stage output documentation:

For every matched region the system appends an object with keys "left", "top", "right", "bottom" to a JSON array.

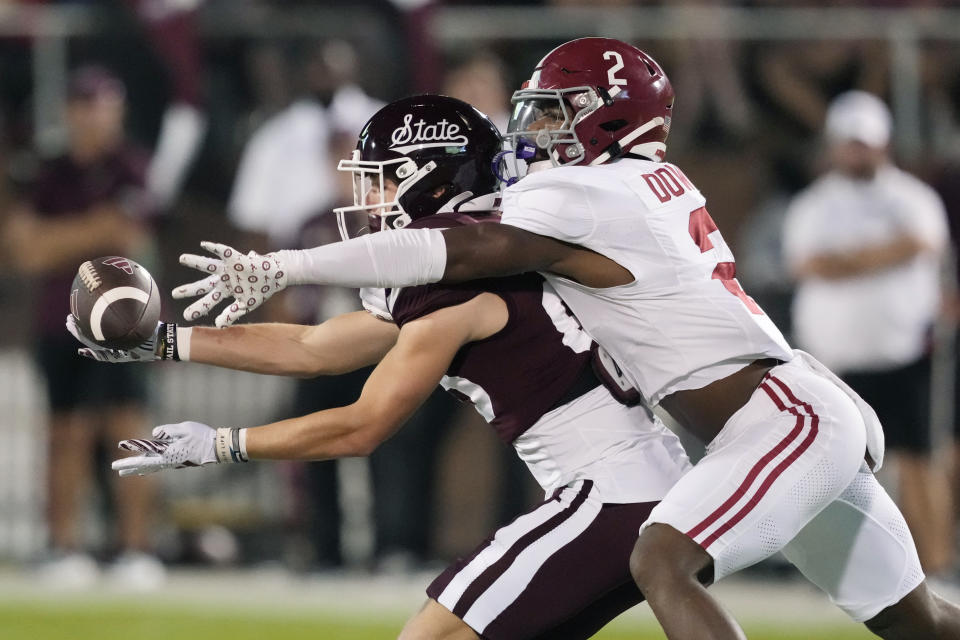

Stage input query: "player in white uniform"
[{"left": 175, "top": 39, "right": 960, "bottom": 639}]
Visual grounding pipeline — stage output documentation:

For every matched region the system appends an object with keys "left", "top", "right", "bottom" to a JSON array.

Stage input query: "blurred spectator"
[
  {"left": 125, "top": 0, "right": 209, "bottom": 211},
  {"left": 282, "top": 214, "right": 372, "bottom": 570},
  {"left": 2, "top": 65, "right": 165, "bottom": 588},
  {"left": 921, "top": 41, "right": 960, "bottom": 162},
  {"left": 228, "top": 39, "right": 383, "bottom": 250},
  {"left": 442, "top": 50, "right": 510, "bottom": 131},
  {"left": 756, "top": 14, "right": 888, "bottom": 139},
  {"left": 648, "top": 0, "right": 756, "bottom": 149},
  {"left": 783, "top": 91, "right": 954, "bottom": 575},
  {"left": 748, "top": 0, "right": 889, "bottom": 186},
  {"left": 282, "top": 220, "right": 467, "bottom": 575},
  {"left": 930, "top": 158, "right": 960, "bottom": 531}
]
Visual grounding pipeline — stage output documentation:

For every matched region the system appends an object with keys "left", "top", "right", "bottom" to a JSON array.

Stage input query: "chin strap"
[{"left": 436, "top": 191, "right": 500, "bottom": 214}]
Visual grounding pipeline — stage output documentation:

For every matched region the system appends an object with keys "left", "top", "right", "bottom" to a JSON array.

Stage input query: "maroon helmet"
[{"left": 506, "top": 37, "right": 674, "bottom": 168}]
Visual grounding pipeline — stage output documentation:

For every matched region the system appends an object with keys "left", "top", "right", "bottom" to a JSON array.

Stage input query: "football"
[{"left": 70, "top": 256, "right": 161, "bottom": 349}]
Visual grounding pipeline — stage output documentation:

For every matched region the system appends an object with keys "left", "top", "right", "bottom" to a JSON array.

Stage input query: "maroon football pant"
[{"left": 427, "top": 480, "right": 655, "bottom": 639}]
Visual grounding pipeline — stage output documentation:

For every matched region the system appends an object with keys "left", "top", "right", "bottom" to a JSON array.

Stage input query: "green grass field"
[
  {"left": 0, "top": 601, "right": 874, "bottom": 640},
  {"left": 0, "top": 566, "right": 879, "bottom": 639}
]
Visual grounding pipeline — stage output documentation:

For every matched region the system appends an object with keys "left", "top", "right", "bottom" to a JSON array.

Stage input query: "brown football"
[{"left": 70, "top": 256, "right": 161, "bottom": 349}]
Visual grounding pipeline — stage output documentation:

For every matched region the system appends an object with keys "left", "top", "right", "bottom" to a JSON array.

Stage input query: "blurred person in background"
[
  {"left": 748, "top": 0, "right": 889, "bottom": 191},
  {"left": 1, "top": 65, "right": 164, "bottom": 588},
  {"left": 442, "top": 50, "right": 511, "bottom": 132},
  {"left": 124, "top": 0, "right": 209, "bottom": 212},
  {"left": 929, "top": 140, "right": 960, "bottom": 541},
  {"left": 642, "top": 0, "right": 756, "bottom": 150},
  {"left": 228, "top": 38, "right": 383, "bottom": 251},
  {"left": 281, "top": 213, "right": 371, "bottom": 572},
  {"left": 783, "top": 90, "right": 954, "bottom": 578}
]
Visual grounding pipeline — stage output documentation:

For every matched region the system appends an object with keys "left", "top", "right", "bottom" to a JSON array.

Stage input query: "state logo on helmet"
[
  {"left": 505, "top": 37, "right": 674, "bottom": 170},
  {"left": 334, "top": 94, "right": 502, "bottom": 240}
]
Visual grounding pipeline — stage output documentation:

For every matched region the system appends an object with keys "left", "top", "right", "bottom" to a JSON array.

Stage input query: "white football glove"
[
  {"left": 66, "top": 315, "right": 180, "bottom": 362},
  {"left": 173, "top": 241, "right": 287, "bottom": 327},
  {"left": 112, "top": 421, "right": 248, "bottom": 476}
]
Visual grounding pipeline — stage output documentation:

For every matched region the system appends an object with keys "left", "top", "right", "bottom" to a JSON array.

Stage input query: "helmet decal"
[{"left": 389, "top": 114, "right": 470, "bottom": 154}]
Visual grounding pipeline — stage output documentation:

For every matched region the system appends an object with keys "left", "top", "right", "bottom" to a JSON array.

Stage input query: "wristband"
[
  {"left": 156, "top": 323, "right": 180, "bottom": 361},
  {"left": 215, "top": 427, "right": 249, "bottom": 463}
]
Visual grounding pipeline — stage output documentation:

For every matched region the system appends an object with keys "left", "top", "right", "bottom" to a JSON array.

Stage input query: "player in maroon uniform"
[
  {"left": 5, "top": 65, "right": 164, "bottom": 586},
  {"left": 76, "top": 96, "right": 691, "bottom": 638}
]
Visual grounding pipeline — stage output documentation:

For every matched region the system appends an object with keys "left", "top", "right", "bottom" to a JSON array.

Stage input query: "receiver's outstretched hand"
[{"left": 112, "top": 422, "right": 218, "bottom": 476}]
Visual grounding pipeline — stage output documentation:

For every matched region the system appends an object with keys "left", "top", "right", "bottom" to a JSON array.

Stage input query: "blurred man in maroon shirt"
[{"left": 4, "top": 65, "right": 164, "bottom": 588}]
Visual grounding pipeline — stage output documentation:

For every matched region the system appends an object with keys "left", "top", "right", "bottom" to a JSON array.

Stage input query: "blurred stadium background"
[{"left": 1, "top": 1, "right": 960, "bottom": 638}]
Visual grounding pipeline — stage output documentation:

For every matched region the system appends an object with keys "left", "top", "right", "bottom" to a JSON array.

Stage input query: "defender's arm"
[
  {"left": 278, "top": 223, "right": 632, "bottom": 290},
  {"left": 440, "top": 223, "right": 632, "bottom": 288}
]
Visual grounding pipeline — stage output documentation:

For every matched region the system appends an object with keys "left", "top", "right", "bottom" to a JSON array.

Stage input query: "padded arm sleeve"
[{"left": 275, "top": 228, "right": 447, "bottom": 289}]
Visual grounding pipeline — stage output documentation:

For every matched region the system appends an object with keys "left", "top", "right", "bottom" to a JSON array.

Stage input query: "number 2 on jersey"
[{"left": 688, "top": 207, "right": 763, "bottom": 315}]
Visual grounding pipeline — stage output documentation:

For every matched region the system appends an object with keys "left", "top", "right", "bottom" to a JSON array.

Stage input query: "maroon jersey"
[
  {"left": 389, "top": 213, "right": 597, "bottom": 444},
  {"left": 31, "top": 145, "right": 151, "bottom": 336}
]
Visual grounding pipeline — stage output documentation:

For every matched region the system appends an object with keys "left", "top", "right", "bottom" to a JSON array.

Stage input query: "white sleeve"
[
  {"left": 500, "top": 175, "right": 595, "bottom": 244},
  {"left": 359, "top": 287, "right": 393, "bottom": 322},
  {"left": 275, "top": 227, "right": 447, "bottom": 289}
]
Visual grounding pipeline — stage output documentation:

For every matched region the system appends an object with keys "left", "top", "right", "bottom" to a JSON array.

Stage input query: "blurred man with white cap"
[{"left": 783, "top": 90, "right": 954, "bottom": 577}]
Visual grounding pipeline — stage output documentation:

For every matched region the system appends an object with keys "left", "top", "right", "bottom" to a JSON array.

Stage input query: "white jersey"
[{"left": 500, "top": 159, "right": 793, "bottom": 404}]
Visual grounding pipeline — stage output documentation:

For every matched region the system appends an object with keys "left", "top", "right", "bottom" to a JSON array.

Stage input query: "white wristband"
[
  {"left": 176, "top": 327, "right": 193, "bottom": 361},
  {"left": 215, "top": 427, "right": 249, "bottom": 463},
  {"left": 275, "top": 228, "right": 447, "bottom": 289}
]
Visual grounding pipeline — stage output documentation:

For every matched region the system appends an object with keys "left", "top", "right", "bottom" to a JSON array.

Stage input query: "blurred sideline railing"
[{"left": 3, "top": 4, "right": 959, "bottom": 159}]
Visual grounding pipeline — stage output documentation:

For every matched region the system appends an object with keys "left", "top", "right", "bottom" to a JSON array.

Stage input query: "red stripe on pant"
[{"left": 685, "top": 376, "right": 819, "bottom": 550}]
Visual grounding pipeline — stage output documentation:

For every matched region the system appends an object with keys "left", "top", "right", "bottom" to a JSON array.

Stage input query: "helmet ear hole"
[{"left": 599, "top": 119, "right": 628, "bottom": 132}]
